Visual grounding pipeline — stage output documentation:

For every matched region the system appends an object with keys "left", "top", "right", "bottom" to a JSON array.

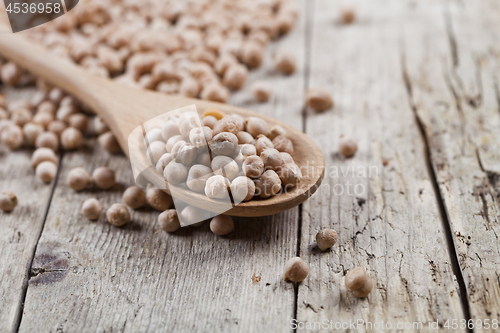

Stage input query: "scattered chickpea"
[
  {"left": 106, "top": 203, "right": 130, "bottom": 227},
  {"left": 122, "top": 186, "right": 146, "bottom": 209},
  {"left": 158, "top": 209, "right": 180, "bottom": 232},
  {"left": 92, "top": 167, "right": 116, "bottom": 190},
  {"left": 201, "top": 83, "right": 229, "bottom": 103},
  {"left": 1, "top": 124, "right": 23, "bottom": 150},
  {"left": 66, "top": 167, "right": 91, "bottom": 191},
  {"left": 0, "top": 191, "right": 18, "bottom": 212},
  {"left": 210, "top": 215, "right": 234, "bottom": 235},
  {"left": 316, "top": 228, "right": 338, "bottom": 251},
  {"left": 11, "top": 108, "right": 32, "bottom": 127},
  {"left": 1, "top": 62, "right": 23, "bottom": 86},
  {"left": 47, "top": 120, "right": 67, "bottom": 137},
  {"left": 93, "top": 116, "right": 109, "bottom": 135},
  {"left": 35, "top": 131, "right": 59, "bottom": 151},
  {"left": 345, "top": 267, "right": 373, "bottom": 298},
  {"left": 32, "top": 111, "right": 53, "bottom": 128},
  {"left": 242, "top": 155, "right": 264, "bottom": 179},
  {"left": 36, "top": 161, "right": 57, "bottom": 183},
  {"left": 306, "top": 89, "right": 333, "bottom": 112},
  {"left": 338, "top": 137, "right": 358, "bottom": 157},
  {"left": 61, "top": 127, "right": 84, "bottom": 150},
  {"left": 241, "top": 41, "right": 264, "bottom": 69},
  {"left": 146, "top": 187, "right": 173, "bottom": 211},
  {"left": 98, "top": 131, "right": 121, "bottom": 153},
  {"left": 340, "top": 7, "right": 356, "bottom": 24},
  {"left": 82, "top": 198, "right": 102, "bottom": 220},
  {"left": 274, "top": 51, "right": 297, "bottom": 75},
  {"left": 283, "top": 257, "right": 309, "bottom": 282},
  {"left": 223, "top": 64, "right": 248, "bottom": 90},
  {"left": 230, "top": 176, "right": 255, "bottom": 202},
  {"left": 68, "top": 113, "right": 89, "bottom": 132},
  {"left": 37, "top": 101, "right": 56, "bottom": 115},
  {"left": 31, "top": 147, "right": 57, "bottom": 169},
  {"left": 251, "top": 81, "right": 272, "bottom": 102}
]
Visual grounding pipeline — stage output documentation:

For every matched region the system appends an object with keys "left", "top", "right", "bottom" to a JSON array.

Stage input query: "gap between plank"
[
  {"left": 12, "top": 152, "right": 65, "bottom": 333},
  {"left": 400, "top": 51, "right": 473, "bottom": 333}
]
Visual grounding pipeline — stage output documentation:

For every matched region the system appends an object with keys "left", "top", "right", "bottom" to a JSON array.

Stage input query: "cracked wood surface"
[
  {"left": 403, "top": 0, "right": 500, "bottom": 329},
  {"left": 296, "top": 0, "right": 466, "bottom": 331}
]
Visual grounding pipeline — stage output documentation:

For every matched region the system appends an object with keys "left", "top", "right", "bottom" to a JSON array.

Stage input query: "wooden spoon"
[{"left": 0, "top": 30, "right": 325, "bottom": 217}]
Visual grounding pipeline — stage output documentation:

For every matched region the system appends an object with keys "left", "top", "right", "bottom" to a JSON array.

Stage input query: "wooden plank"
[
  {"left": 296, "top": 0, "right": 466, "bottom": 330},
  {"left": 403, "top": 0, "right": 500, "bottom": 328},
  {"left": 0, "top": 87, "right": 57, "bottom": 332},
  {"left": 17, "top": 1, "right": 307, "bottom": 331}
]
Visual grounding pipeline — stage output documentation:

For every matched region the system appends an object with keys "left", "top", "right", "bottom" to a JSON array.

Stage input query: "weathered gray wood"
[
  {"left": 297, "top": 0, "right": 465, "bottom": 331},
  {"left": 17, "top": 1, "right": 307, "bottom": 331},
  {"left": 0, "top": 87, "right": 56, "bottom": 332},
  {"left": 403, "top": 0, "right": 500, "bottom": 328}
]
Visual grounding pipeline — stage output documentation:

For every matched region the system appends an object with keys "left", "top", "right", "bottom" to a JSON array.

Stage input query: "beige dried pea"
[
  {"left": 284, "top": 257, "right": 309, "bottom": 282},
  {"left": 345, "top": 267, "right": 373, "bottom": 298},
  {"left": 316, "top": 228, "right": 338, "bottom": 251}
]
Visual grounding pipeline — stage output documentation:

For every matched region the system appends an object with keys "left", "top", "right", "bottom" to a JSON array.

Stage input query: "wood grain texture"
[
  {"left": 296, "top": 0, "right": 465, "bottom": 331},
  {"left": 0, "top": 87, "right": 56, "bottom": 332},
  {"left": 17, "top": 1, "right": 307, "bottom": 331},
  {"left": 403, "top": 0, "right": 500, "bottom": 328}
]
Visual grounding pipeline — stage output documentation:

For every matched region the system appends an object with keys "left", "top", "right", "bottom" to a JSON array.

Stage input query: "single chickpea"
[
  {"left": 163, "top": 161, "right": 188, "bottom": 185},
  {"left": 340, "top": 7, "right": 356, "bottom": 24},
  {"left": 242, "top": 155, "right": 264, "bottom": 179},
  {"left": 61, "top": 127, "right": 84, "bottom": 150},
  {"left": 48, "top": 88, "right": 65, "bottom": 104},
  {"left": 338, "top": 137, "right": 358, "bottom": 157},
  {"left": 345, "top": 267, "right": 373, "bottom": 298},
  {"left": 240, "top": 41, "right": 264, "bottom": 69},
  {"left": 276, "top": 13, "right": 295, "bottom": 35},
  {"left": 210, "top": 215, "right": 234, "bottom": 235},
  {"left": 236, "top": 131, "right": 255, "bottom": 145},
  {"left": 161, "top": 119, "right": 181, "bottom": 142},
  {"left": 205, "top": 175, "right": 230, "bottom": 199},
  {"left": 272, "top": 135, "right": 294, "bottom": 154},
  {"left": 93, "top": 116, "right": 109, "bottom": 135},
  {"left": 37, "top": 101, "right": 56, "bottom": 115},
  {"left": 156, "top": 153, "right": 174, "bottom": 174},
  {"left": 146, "top": 128, "right": 164, "bottom": 143},
  {"left": 246, "top": 117, "right": 269, "bottom": 138},
  {"left": 36, "top": 161, "right": 57, "bottom": 183},
  {"left": 0, "top": 191, "right": 18, "bottom": 212},
  {"left": 201, "top": 115, "right": 217, "bottom": 129},
  {"left": 146, "top": 187, "right": 173, "bottom": 211},
  {"left": 281, "top": 152, "right": 295, "bottom": 164},
  {"left": 306, "top": 89, "right": 333, "bottom": 112},
  {"left": 166, "top": 135, "right": 185, "bottom": 153},
  {"left": 222, "top": 64, "right": 248, "bottom": 90},
  {"left": 35, "top": 131, "right": 59, "bottom": 151},
  {"left": 254, "top": 170, "right": 281, "bottom": 198},
  {"left": 147, "top": 141, "right": 167, "bottom": 164},
  {"left": 23, "top": 122, "right": 44, "bottom": 146},
  {"left": 254, "top": 135, "right": 274, "bottom": 155},
  {"left": 32, "top": 111, "right": 54, "bottom": 128},
  {"left": 158, "top": 209, "right": 180, "bottom": 232},
  {"left": 66, "top": 167, "right": 91, "bottom": 191},
  {"left": 180, "top": 205, "right": 210, "bottom": 226},
  {"left": 179, "top": 77, "right": 200, "bottom": 98},
  {"left": 196, "top": 150, "right": 212, "bottom": 167},
  {"left": 240, "top": 144, "right": 257, "bottom": 158},
  {"left": 11, "top": 108, "right": 32, "bottom": 127},
  {"left": 30, "top": 90, "right": 48, "bottom": 108},
  {"left": 274, "top": 51, "right": 296, "bottom": 75},
  {"left": 261, "top": 148, "right": 284, "bottom": 171},
  {"left": 178, "top": 113, "right": 202, "bottom": 138},
  {"left": 56, "top": 104, "right": 78, "bottom": 122},
  {"left": 316, "top": 228, "right": 338, "bottom": 251},
  {"left": 175, "top": 142, "right": 197, "bottom": 166},
  {"left": 82, "top": 198, "right": 102, "bottom": 220},
  {"left": 187, "top": 164, "right": 213, "bottom": 193},
  {"left": 278, "top": 163, "right": 302, "bottom": 189},
  {"left": 68, "top": 113, "right": 89, "bottom": 132},
  {"left": 214, "top": 53, "right": 237, "bottom": 76},
  {"left": 98, "top": 131, "right": 121, "bottom": 154},
  {"left": 212, "top": 115, "right": 245, "bottom": 136},
  {"left": 1, "top": 62, "right": 23, "bottom": 86},
  {"left": 200, "top": 83, "right": 229, "bottom": 103},
  {"left": 106, "top": 203, "right": 130, "bottom": 227},
  {"left": 209, "top": 132, "right": 238, "bottom": 156},
  {"left": 251, "top": 81, "right": 272, "bottom": 102},
  {"left": 283, "top": 257, "right": 309, "bottom": 282},
  {"left": 230, "top": 176, "right": 255, "bottom": 202},
  {"left": 1, "top": 124, "right": 23, "bottom": 150},
  {"left": 211, "top": 156, "right": 239, "bottom": 181},
  {"left": 92, "top": 167, "right": 116, "bottom": 190},
  {"left": 268, "top": 125, "right": 287, "bottom": 140},
  {"left": 31, "top": 147, "right": 58, "bottom": 169}
]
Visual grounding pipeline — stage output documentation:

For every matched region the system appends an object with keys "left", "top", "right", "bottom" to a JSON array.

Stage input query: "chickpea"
[
  {"left": 98, "top": 131, "right": 121, "bottom": 154},
  {"left": 200, "top": 83, "right": 229, "bottom": 103},
  {"left": 261, "top": 148, "right": 284, "bottom": 171},
  {"left": 212, "top": 115, "right": 245, "bottom": 136},
  {"left": 236, "top": 131, "right": 255, "bottom": 145},
  {"left": 209, "top": 132, "right": 238, "bottom": 156},
  {"left": 240, "top": 144, "right": 257, "bottom": 158},
  {"left": 211, "top": 156, "right": 239, "bottom": 181},
  {"left": 163, "top": 161, "right": 188, "bottom": 185},
  {"left": 93, "top": 116, "right": 109, "bottom": 135},
  {"left": 201, "top": 115, "right": 217, "bottom": 129},
  {"left": 306, "top": 89, "right": 333, "bottom": 112},
  {"left": 32, "top": 112, "right": 53, "bottom": 128},
  {"left": 31, "top": 147, "right": 58, "bottom": 169},
  {"left": 210, "top": 215, "right": 234, "bottom": 235},
  {"left": 92, "top": 167, "right": 116, "bottom": 189},
  {"left": 316, "top": 228, "right": 338, "bottom": 251},
  {"left": 345, "top": 267, "right": 373, "bottom": 298},
  {"left": 340, "top": 7, "right": 356, "bottom": 24},
  {"left": 1, "top": 124, "right": 23, "bottom": 150},
  {"left": 268, "top": 125, "right": 286, "bottom": 140},
  {"left": 61, "top": 127, "right": 84, "bottom": 150},
  {"left": 68, "top": 113, "right": 89, "bottom": 132},
  {"left": 1, "top": 62, "right": 23, "bottom": 86},
  {"left": 156, "top": 153, "right": 174, "bottom": 174},
  {"left": 36, "top": 161, "right": 57, "bottom": 183},
  {"left": 278, "top": 163, "right": 302, "bottom": 189},
  {"left": 178, "top": 113, "right": 202, "bottom": 138},
  {"left": 56, "top": 104, "right": 77, "bottom": 122},
  {"left": 272, "top": 135, "right": 294, "bottom": 154},
  {"left": 214, "top": 53, "right": 237, "bottom": 76},
  {"left": 283, "top": 257, "right": 309, "bottom": 282},
  {"left": 82, "top": 198, "right": 102, "bottom": 220},
  {"left": 205, "top": 175, "right": 230, "bottom": 199},
  {"left": 189, "top": 126, "right": 212, "bottom": 148},
  {"left": 281, "top": 152, "right": 295, "bottom": 165},
  {"left": 274, "top": 51, "right": 296, "bottom": 75},
  {"left": 0, "top": 191, "right": 18, "bottom": 212},
  {"left": 66, "top": 167, "right": 91, "bottom": 191},
  {"left": 223, "top": 63, "right": 248, "bottom": 90},
  {"left": 254, "top": 170, "right": 281, "bottom": 198},
  {"left": 8, "top": 100, "right": 31, "bottom": 113},
  {"left": 11, "top": 108, "right": 32, "bottom": 127},
  {"left": 242, "top": 155, "right": 264, "bottom": 179},
  {"left": 240, "top": 41, "right": 264, "bottom": 69},
  {"left": 37, "top": 101, "right": 56, "bottom": 115},
  {"left": 35, "top": 131, "right": 59, "bottom": 151},
  {"left": 175, "top": 142, "right": 197, "bottom": 166},
  {"left": 187, "top": 164, "right": 213, "bottom": 193},
  {"left": 147, "top": 141, "right": 167, "bottom": 164},
  {"left": 146, "top": 187, "right": 173, "bottom": 211},
  {"left": 338, "top": 137, "right": 358, "bottom": 157},
  {"left": 146, "top": 128, "right": 164, "bottom": 143},
  {"left": 47, "top": 120, "right": 67, "bottom": 137},
  {"left": 23, "top": 122, "right": 44, "bottom": 146},
  {"left": 230, "top": 176, "right": 255, "bottom": 202},
  {"left": 246, "top": 117, "right": 269, "bottom": 138},
  {"left": 106, "top": 203, "right": 130, "bottom": 227},
  {"left": 180, "top": 205, "right": 210, "bottom": 226},
  {"left": 196, "top": 150, "right": 212, "bottom": 167},
  {"left": 160, "top": 119, "right": 180, "bottom": 142},
  {"left": 158, "top": 209, "right": 180, "bottom": 232},
  {"left": 251, "top": 81, "right": 272, "bottom": 102},
  {"left": 254, "top": 135, "right": 274, "bottom": 155}
]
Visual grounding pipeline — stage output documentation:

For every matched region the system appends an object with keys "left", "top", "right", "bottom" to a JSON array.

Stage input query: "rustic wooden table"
[{"left": 1, "top": 0, "right": 499, "bottom": 332}]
